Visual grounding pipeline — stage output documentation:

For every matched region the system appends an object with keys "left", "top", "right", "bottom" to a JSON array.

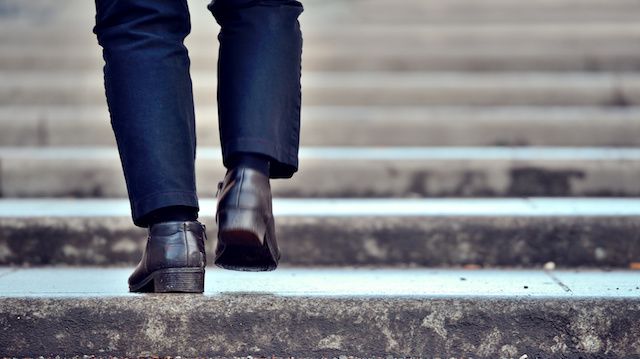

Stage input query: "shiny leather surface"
[
  {"left": 216, "top": 167, "right": 273, "bottom": 215},
  {"left": 128, "top": 220, "right": 207, "bottom": 286}
]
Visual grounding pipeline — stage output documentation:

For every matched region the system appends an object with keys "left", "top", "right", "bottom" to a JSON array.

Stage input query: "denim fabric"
[{"left": 93, "top": 0, "right": 303, "bottom": 227}]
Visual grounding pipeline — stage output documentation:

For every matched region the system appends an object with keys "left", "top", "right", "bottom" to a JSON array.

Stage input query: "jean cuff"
[
  {"left": 223, "top": 137, "right": 298, "bottom": 179},
  {"left": 132, "top": 190, "right": 199, "bottom": 227}
]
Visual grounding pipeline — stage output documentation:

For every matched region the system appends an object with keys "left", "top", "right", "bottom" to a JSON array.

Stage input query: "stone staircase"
[{"left": 0, "top": 0, "right": 639, "bottom": 357}]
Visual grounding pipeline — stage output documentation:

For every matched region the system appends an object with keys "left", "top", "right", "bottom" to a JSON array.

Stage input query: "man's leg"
[
  {"left": 207, "top": 0, "right": 304, "bottom": 271},
  {"left": 208, "top": 0, "right": 304, "bottom": 179},
  {"left": 93, "top": 0, "right": 199, "bottom": 227},
  {"left": 93, "top": 0, "right": 207, "bottom": 294}
]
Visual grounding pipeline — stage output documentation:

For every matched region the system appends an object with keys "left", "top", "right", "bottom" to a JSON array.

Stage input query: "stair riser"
[
  {"left": 341, "top": 12, "right": 640, "bottom": 25},
  {"left": 2, "top": 84, "right": 637, "bottom": 107},
  {"left": 1, "top": 296, "right": 638, "bottom": 357},
  {"left": 1, "top": 216, "right": 638, "bottom": 267},
  {"left": 4, "top": 25, "right": 640, "bottom": 44},
  {"left": 2, "top": 72, "right": 639, "bottom": 107},
  {"left": 4, "top": 48, "right": 640, "bottom": 72},
  {"left": 7, "top": 12, "right": 640, "bottom": 29},
  {"left": 2, "top": 155, "right": 640, "bottom": 197},
  {"left": 3, "top": 108, "right": 640, "bottom": 147},
  {"left": 5, "top": 0, "right": 640, "bottom": 27},
  {"left": 5, "top": 75, "right": 640, "bottom": 106}
]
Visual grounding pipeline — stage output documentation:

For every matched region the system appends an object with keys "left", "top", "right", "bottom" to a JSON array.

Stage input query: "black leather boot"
[
  {"left": 128, "top": 220, "right": 207, "bottom": 293},
  {"left": 214, "top": 167, "right": 280, "bottom": 271}
]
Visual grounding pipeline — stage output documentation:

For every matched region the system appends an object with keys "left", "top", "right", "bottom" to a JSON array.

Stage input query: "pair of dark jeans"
[{"left": 92, "top": 0, "right": 304, "bottom": 227}]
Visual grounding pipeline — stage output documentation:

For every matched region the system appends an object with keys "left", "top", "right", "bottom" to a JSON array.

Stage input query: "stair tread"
[
  {"left": 0, "top": 267, "right": 637, "bottom": 299},
  {"left": 1, "top": 198, "right": 639, "bottom": 217}
]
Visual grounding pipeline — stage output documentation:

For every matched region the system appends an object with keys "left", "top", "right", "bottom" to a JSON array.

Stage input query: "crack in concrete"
[
  {"left": 0, "top": 156, "right": 4, "bottom": 197},
  {"left": 545, "top": 270, "right": 572, "bottom": 293}
]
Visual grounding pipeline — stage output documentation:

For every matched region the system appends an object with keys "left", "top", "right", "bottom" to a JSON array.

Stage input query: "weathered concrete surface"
[
  {"left": 0, "top": 268, "right": 638, "bottom": 358},
  {"left": 0, "top": 198, "right": 639, "bottom": 267},
  {"left": 3, "top": 106, "right": 640, "bottom": 147},
  {"left": 2, "top": 147, "right": 640, "bottom": 198},
  {"left": 2, "top": 71, "right": 639, "bottom": 106}
]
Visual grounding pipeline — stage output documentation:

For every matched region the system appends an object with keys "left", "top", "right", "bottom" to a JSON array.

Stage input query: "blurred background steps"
[
  {"left": 313, "top": 0, "right": 640, "bottom": 24},
  {"left": 4, "top": 44, "right": 640, "bottom": 72},
  {"left": 2, "top": 71, "right": 639, "bottom": 106},
  {"left": 4, "top": 24, "right": 640, "bottom": 71},
  {"left": 2, "top": 147, "right": 640, "bottom": 197},
  {"left": 4, "top": 0, "right": 640, "bottom": 23},
  {"left": 2, "top": 106, "right": 640, "bottom": 147}
]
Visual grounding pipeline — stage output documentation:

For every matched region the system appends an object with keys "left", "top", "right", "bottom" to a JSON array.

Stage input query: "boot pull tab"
[
  {"left": 201, "top": 224, "right": 208, "bottom": 241},
  {"left": 216, "top": 181, "right": 223, "bottom": 197}
]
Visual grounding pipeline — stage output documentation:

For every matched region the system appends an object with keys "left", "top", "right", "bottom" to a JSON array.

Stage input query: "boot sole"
[{"left": 129, "top": 267, "right": 205, "bottom": 293}]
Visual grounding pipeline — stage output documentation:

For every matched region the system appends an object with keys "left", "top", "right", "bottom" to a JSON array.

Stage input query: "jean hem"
[
  {"left": 132, "top": 190, "right": 200, "bottom": 227},
  {"left": 223, "top": 137, "right": 298, "bottom": 179}
]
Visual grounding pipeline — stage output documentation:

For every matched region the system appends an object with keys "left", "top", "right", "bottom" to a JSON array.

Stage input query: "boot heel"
[
  {"left": 215, "top": 209, "right": 278, "bottom": 271},
  {"left": 217, "top": 209, "right": 267, "bottom": 246},
  {"left": 153, "top": 268, "right": 204, "bottom": 293}
]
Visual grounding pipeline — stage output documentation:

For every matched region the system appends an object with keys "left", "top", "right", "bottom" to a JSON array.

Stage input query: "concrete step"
[
  {"left": 5, "top": 6, "right": 639, "bottom": 72},
  {"left": 1, "top": 147, "right": 640, "bottom": 198},
  {"left": 1, "top": 198, "right": 639, "bottom": 267},
  {"left": 331, "top": 0, "right": 640, "bottom": 24},
  {"left": 0, "top": 267, "right": 638, "bottom": 357},
  {"left": 5, "top": 23, "right": 640, "bottom": 48},
  {"left": 3, "top": 106, "right": 640, "bottom": 147},
  {"left": 1, "top": 71, "right": 638, "bottom": 106},
  {"left": 4, "top": 0, "right": 640, "bottom": 27},
  {"left": 4, "top": 19, "right": 640, "bottom": 79},
  {"left": 4, "top": 44, "right": 640, "bottom": 72},
  {"left": 5, "top": 0, "right": 640, "bottom": 26}
]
